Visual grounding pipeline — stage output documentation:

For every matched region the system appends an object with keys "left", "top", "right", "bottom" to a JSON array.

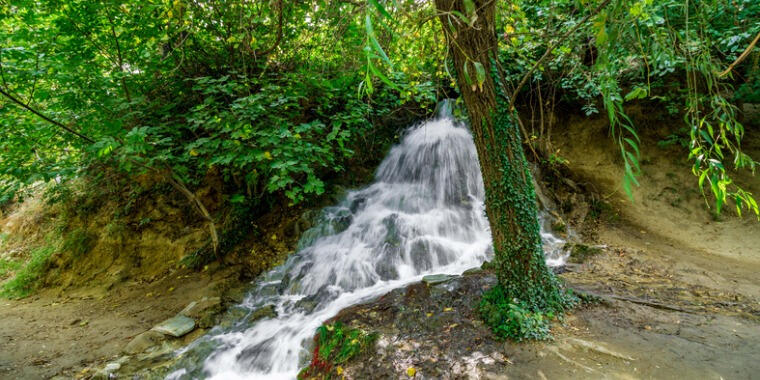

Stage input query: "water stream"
[{"left": 169, "top": 103, "right": 567, "bottom": 379}]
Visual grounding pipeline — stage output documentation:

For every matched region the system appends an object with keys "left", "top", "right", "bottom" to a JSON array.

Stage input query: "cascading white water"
[{"left": 168, "top": 103, "right": 567, "bottom": 380}]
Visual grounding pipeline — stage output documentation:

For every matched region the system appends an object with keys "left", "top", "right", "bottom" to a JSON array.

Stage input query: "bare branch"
[
  {"left": 0, "top": 86, "right": 95, "bottom": 143},
  {"left": 719, "top": 31, "right": 760, "bottom": 77},
  {"left": 508, "top": 0, "right": 611, "bottom": 110}
]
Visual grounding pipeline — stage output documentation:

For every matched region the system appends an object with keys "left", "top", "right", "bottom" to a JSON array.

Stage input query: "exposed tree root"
[{"left": 564, "top": 338, "right": 635, "bottom": 361}]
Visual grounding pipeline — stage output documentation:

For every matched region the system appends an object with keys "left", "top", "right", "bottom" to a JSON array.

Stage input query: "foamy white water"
[{"left": 168, "top": 102, "right": 567, "bottom": 379}]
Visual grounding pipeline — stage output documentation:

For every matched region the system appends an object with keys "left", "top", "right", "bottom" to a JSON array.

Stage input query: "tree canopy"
[{"left": 1, "top": 0, "right": 758, "bottom": 221}]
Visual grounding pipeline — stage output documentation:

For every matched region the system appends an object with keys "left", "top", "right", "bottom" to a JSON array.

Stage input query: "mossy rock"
[
  {"left": 248, "top": 304, "right": 278, "bottom": 323},
  {"left": 568, "top": 244, "right": 603, "bottom": 264}
]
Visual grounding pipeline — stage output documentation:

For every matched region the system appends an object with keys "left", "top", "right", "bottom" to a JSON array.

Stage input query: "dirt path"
[{"left": 0, "top": 266, "right": 243, "bottom": 379}]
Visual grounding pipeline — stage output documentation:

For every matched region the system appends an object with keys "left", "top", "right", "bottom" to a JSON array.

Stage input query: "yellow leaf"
[
  {"left": 336, "top": 366, "right": 344, "bottom": 375},
  {"left": 444, "top": 307, "right": 453, "bottom": 312},
  {"left": 294, "top": 133, "right": 301, "bottom": 139},
  {"left": 189, "top": 149, "right": 198, "bottom": 156},
  {"left": 505, "top": 25, "right": 515, "bottom": 34},
  {"left": 271, "top": 234, "right": 277, "bottom": 241},
  {"left": 406, "top": 367, "right": 416, "bottom": 377},
  {"left": 264, "top": 151, "right": 273, "bottom": 160},
  {"left": 426, "top": 312, "right": 433, "bottom": 317}
]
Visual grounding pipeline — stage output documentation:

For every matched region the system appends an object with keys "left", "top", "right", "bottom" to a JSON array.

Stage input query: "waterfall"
[{"left": 168, "top": 103, "right": 567, "bottom": 379}]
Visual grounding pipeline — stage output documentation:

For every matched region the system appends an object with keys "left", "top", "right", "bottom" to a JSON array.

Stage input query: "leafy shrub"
[
  {"left": 479, "top": 285, "right": 557, "bottom": 341},
  {"left": 0, "top": 259, "right": 22, "bottom": 279},
  {"left": 1, "top": 244, "right": 57, "bottom": 299},
  {"left": 298, "top": 322, "right": 377, "bottom": 379}
]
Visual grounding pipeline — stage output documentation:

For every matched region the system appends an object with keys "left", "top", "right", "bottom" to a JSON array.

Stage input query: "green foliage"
[
  {"left": 60, "top": 228, "right": 96, "bottom": 260},
  {"left": 1, "top": 244, "right": 56, "bottom": 299},
  {"left": 178, "top": 72, "right": 371, "bottom": 204},
  {"left": 298, "top": 322, "right": 377, "bottom": 379},
  {"left": 495, "top": 0, "right": 759, "bottom": 216},
  {"left": 0, "top": 258, "right": 22, "bottom": 279},
  {"left": 479, "top": 286, "right": 554, "bottom": 341},
  {"left": 0, "top": 0, "right": 427, "bottom": 218}
]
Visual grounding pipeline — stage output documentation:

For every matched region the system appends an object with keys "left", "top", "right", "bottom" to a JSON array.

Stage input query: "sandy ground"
[
  {"left": 554, "top": 108, "right": 760, "bottom": 266},
  {"left": 0, "top": 265, "right": 244, "bottom": 379},
  {"left": 334, "top": 216, "right": 760, "bottom": 379}
]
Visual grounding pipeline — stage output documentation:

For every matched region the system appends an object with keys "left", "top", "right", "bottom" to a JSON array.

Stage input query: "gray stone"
[
  {"left": 462, "top": 267, "right": 484, "bottom": 276},
  {"left": 409, "top": 240, "right": 433, "bottom": 271},
  {"left": 151, "top": 315, "right": 196, "bottom": 337},
  {"left": 103, "top": 362, "right": 121, "bottom": 373},
  {"left": 91, "top": 360, "right": 123, "bottom": 380},
  {"left": 248, "top": 305, "right": 278, "bottom": 323},
  {"left": 218, "top": 306, "right": 249, "bottom": 329},
  {"left": 180, "top": 296, "right": 222, "bottom": 328},
  {"left": 258, "top": 283, "right": 280, "bottom": 297},
  {"left": 294, "top": 299, "right": 318, "bottom": 313},
  {"left": 136, "top": 341, "right": 176, "bottom": 364},
  {"left": 124, "top": 330, "right": 166, "bottom": 354},
  {"left": 422, "top": 274, "right": 456, "bottom": 285}
]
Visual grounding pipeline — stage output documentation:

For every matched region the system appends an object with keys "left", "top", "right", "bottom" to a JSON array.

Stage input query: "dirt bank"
[
  {"left": 0, "top": 263, "right": 251, "bottom": 379},
  {"left": 0, "top": 178, "right": 315, "bottom": 379},
  {"left": 553, "top": 105, "right": 760, "bottom": 265}
]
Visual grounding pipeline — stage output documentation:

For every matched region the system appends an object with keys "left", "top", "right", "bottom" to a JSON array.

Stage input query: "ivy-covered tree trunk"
[{"left": 434, "top": 0, "right": 569, "bottom": 321}]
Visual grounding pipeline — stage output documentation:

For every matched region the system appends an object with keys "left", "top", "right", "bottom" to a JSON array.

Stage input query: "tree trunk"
[{"left": 434, "top": 0, "right": 566, "bottom": 310}]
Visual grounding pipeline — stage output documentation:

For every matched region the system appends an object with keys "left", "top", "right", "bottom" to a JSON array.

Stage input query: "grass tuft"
[{"left": 1, "top": 245, "right": 57, "bottom": 299}]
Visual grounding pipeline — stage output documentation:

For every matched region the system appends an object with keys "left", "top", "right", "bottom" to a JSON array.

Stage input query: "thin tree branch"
[
  {"left": 508, "top": 0, "right": 611, "bottom": 110},
  {"left": 105, "top": 5, "right": 132, "bottom": 103},
  {"left": 719, "top": 31, "right": 760, "bottom": 77},
  {"left": 165, "top": 173, "right": 219, "bottom": 255},
  {"left": 0, "top": 84, "right": 220, "bottom": 254},
  {"left": 25, "top": 52, "right": 41, "bottom": 106},
  {"left": 0, "top": 87, "right": 95, "bottom": 143},
  {"left": 253, "top": 0, "right": 284, "bottom": 58}
]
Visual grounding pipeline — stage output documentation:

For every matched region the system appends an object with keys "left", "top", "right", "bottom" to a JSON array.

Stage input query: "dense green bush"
[{"left": 479, "top": 284, "right": 564, "bottom": 341}]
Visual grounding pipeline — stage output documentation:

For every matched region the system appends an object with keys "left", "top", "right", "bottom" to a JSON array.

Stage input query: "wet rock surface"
[
  {"left": 151, "top": 315, "right": 196, "bottom": 338},
  {"left": 421, "top": 273, "right": 457, "bottom": 285},
  {"left": 248, "top": 304, "right": 278, "bottom": 323},
  {"left": 180, "top": 296, "right": 222, "bottom": 328},
  {"left": 330, "top": 256, "right": 760, "bottom": 379},
  {"left": 124, "top": 331, "right": 167, "bottom": 355},
  {"left": 331, "top": 271, "right": 504, "bottom": 378}
]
